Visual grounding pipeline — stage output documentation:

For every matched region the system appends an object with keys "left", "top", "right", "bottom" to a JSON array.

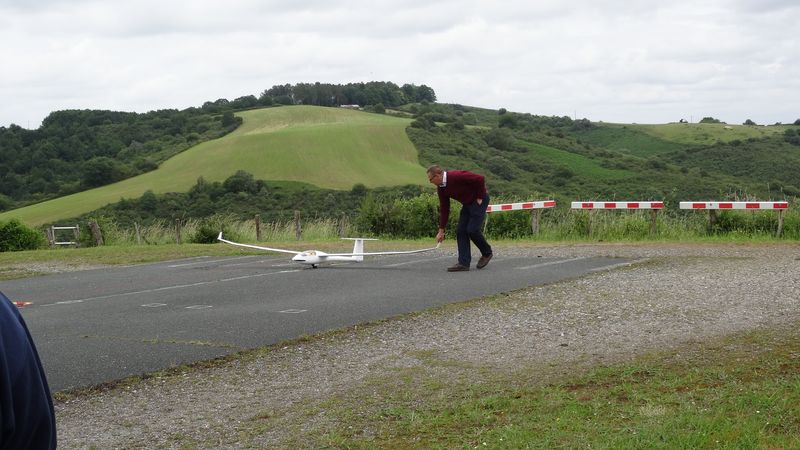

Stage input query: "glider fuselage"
[{"left": 291, "top": 251, "right": 360, "bottom": 266}]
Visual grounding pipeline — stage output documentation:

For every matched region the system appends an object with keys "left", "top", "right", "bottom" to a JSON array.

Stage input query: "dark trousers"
[{"left": 456, "top": 193, "right": 492, "bottom": 267}]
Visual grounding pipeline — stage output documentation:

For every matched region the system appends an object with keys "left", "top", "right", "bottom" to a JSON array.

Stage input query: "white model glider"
[{"left": 217, "top": 232, "right": 439, "bottom": 268}]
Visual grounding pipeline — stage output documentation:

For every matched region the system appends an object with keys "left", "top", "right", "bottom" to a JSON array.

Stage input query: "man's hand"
[
  {"left": 436, "top": 228, "right": 445, "bottom": 243},
  {"left": 476, "top": 198, "right": 483, "bottom": 205}
]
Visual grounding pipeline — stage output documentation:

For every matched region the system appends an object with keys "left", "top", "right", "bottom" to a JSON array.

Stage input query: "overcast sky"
[{"left": 2, "top": 0, "right": 798, "bottom": 129}]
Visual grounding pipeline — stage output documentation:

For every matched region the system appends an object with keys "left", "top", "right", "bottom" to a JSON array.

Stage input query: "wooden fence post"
[
  {"left": 46, "top": 226, "right": 55, "bottom": 248},
  {"left": 175, "top": 218, "right": 182, "bottom": 244},
  {"left": 255, "top": 214, "right": 262, "bottom": 241},
  {"left": 530, "top": 209, "right": 541, "bottom": 235},
  {"left": 777, "top": 209, "right": 785, "bottom": 237},
  {"left": 338, "top": 213, "right": 348, "bottom": 238},
  {"left": 89, "top": 221, "right": 104, "bottom": 246},
  {"left": 650, "top": 210, "right": 658, "bottom": 234},
  {"left": 134, "top": 222, "right": 142, "bottom": 245},
  {"left": 294, "top": 210, "right": 301, "bottom": 240},
  {"left": 708, "top": 210, "right": 717, "bottom": 232}
]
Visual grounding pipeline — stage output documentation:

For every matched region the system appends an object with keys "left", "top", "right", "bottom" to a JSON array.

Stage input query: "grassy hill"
[{"left": 0, "top": 106, "right": 423, "bottom": 225}]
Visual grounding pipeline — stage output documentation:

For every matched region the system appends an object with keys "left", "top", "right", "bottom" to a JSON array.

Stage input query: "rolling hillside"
[
  {"left": 2, "top": 101, "right": 797, "bottom": 228},
  {"left": 408, "top": 106, "right": 799, "bottom": 203},
  {"left": 0, "top": 106, "right": 423, "bottom": 225}
]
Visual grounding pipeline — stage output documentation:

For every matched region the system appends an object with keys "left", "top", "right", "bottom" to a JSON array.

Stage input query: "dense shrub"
[
  {"left": 0, "top": 219, "right": 45, "bottom": 251},
  {"left": 483, "top": 128, "right": 515, "bottom": 151},
  {"left": 355, "top": 192, "right": 461, "bottom": 238},
  {"left": 390, "top": 194, "right": 441, "bottom": 238},
  {"left": 354, "top": 193, "right": 391, "bottom": 236},
  {"left": 485, "top": 209, "right": 536, "bottom": 238},
  {"left": 190, "top": 216, "right": 236, "bottom": 244}
]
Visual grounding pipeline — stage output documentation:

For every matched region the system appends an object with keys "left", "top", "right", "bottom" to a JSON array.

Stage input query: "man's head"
[{"left": 426, "top": 164, "right": 444, "bottom": 186}]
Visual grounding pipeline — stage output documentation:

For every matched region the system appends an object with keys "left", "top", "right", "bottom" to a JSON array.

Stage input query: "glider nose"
[{"left": 292, "top": 253, "right": 306, "bottom": 262}]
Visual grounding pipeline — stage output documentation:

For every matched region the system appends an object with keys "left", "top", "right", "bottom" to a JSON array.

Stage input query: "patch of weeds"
[{"left": 0, "top": 267, "right": 45, "bottom": 281}]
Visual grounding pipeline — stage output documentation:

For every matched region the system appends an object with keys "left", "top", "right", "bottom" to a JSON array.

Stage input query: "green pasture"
[
  {"left": 573, "top": 125, "right": 688, "bottom": 157},
  {"left": 625, "top": 122, "right": 789, "bottom": 146},
  {"left": 518, "top": 140, "right": 634, "bottom": 180},
  {"left": 578, "top": 122, "right": 792, "bottom": 157},
  {"left": 0, "top": 106, "right": 422, "bottom": 226}
]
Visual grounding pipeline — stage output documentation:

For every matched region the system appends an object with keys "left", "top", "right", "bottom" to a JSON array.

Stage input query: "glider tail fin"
[{"left": 342, "top": 237, "right": 378, "bottom": 262}]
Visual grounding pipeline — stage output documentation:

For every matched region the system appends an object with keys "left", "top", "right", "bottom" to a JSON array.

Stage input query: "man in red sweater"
[{"left": 427, "top": 164, "right": 493, "bottom": 272}]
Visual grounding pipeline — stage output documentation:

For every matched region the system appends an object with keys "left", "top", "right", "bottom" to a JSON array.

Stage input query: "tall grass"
[
  {"left": 488, "top": 206, "right": 799, "bottom": 241},
  {"left": 232, "top": 217, "right": 348, "bottom": 242},
  {"left": 87, "top": 215, "right": 352, "bottom": 246},
  {"left": 81, "top": 206, "right": 799, "bottom": 248}
]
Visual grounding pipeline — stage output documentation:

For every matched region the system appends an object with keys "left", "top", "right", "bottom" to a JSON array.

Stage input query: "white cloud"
[{"left": 1, "top": 0, "right": 799, "bottom": 128}]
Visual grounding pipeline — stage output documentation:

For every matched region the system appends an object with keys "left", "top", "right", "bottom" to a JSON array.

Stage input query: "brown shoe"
[
  {"left": 447, "top": 264, "right": 469, "bottom": 272},
  {"left": 476, "top": 254, "right": 493, "bottom": 269}
]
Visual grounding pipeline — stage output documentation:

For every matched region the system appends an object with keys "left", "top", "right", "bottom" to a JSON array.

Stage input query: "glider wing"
[
  {"left": 326, "top": 243, "right": 440, "bottom": 257},
  {"left": 217, "top": 232, "right": 301, "bottom": 255}
]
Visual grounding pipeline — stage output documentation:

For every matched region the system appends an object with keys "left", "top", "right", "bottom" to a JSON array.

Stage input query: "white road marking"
[
  {"left": 41, "top": 269, "right": 301, "bottom": 307},
  {"left": 384, "top": 255, "right": 451, "bottom": 267},
  {"left": 516, "top": 257, "right": 589, "bottom": 270},
  {"left": 589, "top": 261, "right": 635, "bottom": 272},
  {"left": 279, "top": 309, "right": 307, "bottom": 314},
  {"left": 186, "top": 305, "right": 213, "bottom": 309},
  {"left": 142, "top": 303, "right": 168, "bottom": 308},
  {"left": 218, "top": 259, "right": 287, "bottom": 268},
  {"left": 55, "top": 299, "right": 84, "bottom": 305},
  {"left": 167, "top": 256, "right": 258, "bottom": 268}
]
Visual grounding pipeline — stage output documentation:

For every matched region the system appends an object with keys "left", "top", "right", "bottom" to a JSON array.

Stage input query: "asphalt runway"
[{"left": 4, "top": 252, "right": 635, "bottom": 392}]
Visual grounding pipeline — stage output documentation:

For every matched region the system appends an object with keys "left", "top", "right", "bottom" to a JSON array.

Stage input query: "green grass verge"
[{"left": 281, "top": 324, "right": 800, "bottom": 449}]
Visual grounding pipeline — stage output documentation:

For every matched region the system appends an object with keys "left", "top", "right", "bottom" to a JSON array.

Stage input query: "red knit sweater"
[{"left": 436, "top": 170, "right": 487, "bottom": 228}]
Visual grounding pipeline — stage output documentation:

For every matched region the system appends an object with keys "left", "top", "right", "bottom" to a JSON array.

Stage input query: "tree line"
[{"left": 197, "top": 81, "right": 435, "bottom": 112}]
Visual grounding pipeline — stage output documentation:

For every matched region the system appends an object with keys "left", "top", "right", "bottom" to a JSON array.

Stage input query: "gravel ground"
[{"left": 54, "top": 242, "right": 800, "bottom": 448}]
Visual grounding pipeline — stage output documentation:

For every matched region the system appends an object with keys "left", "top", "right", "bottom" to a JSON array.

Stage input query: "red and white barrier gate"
[
  {"left": 486, "top": 200, "right": 556, "bottom": 213},
  {"left": 571, "top": 200, "right": 664, "bottom": 234},
  {"left": 571, "top": 201, "right": 664, "bottom": 210},
  {"left": 680, "top": 201, "right": 789, "bottom": 236},
  {"left": 679, "top": 201, "right": 788, "bottom": 210},
  {"left": 485, "top": 200, "right": 556, "bottom": 234}
]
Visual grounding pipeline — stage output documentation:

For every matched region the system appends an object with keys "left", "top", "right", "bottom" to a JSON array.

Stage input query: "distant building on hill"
[{"left": 340, "top": 104, "right": 361, "bottom": 109}]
